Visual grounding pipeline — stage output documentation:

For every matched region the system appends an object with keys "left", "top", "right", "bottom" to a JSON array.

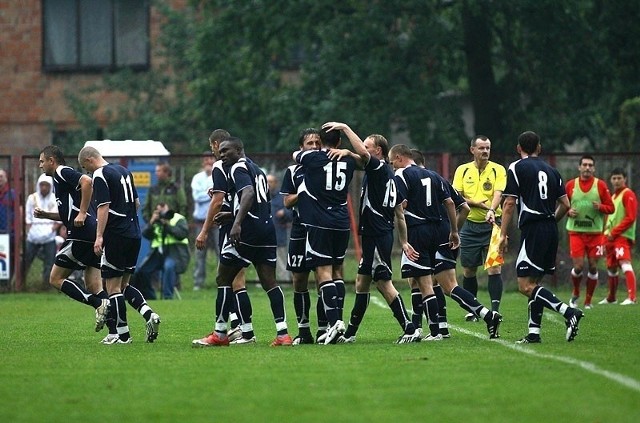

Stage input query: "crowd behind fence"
[{"left": 1, "top": 150, "right": 638, "bottom": 292}]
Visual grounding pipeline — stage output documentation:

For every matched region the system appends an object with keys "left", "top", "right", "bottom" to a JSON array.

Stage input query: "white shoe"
[
  {"left": 584, "top": 303, "right": 593, "bottom": 310},
  {"left": 396, "top": 331, "right": 421, "bottom": 344},
  {"left": 100, "top": 334, "right": 119, "bottom": 345},
  {"left": 598, "top": 298, "right": 617, "bottom": 305},
  {"left": 422, "top": 333, "right": 443, "bottom": 341},
  {"left": 316, "top": 331, "right": 327, "bottom": 344},
  {"left": 145, "top": 312, "right": 161, "bottom": 343},
  {"left": 569, "top": 296, "right": 579, "bottom": 308},
  {"left": 101, "top": 334, "right": 132, "bottom": 345},
  {"left": 324, "top": 320, "right": 346, "bottom": 345},
  {"left": 227, "top": 326, "right": 242, "bottom": 342},
  {"left": 620, "top": 298, "right": 637, "bottom": 305},
  {"left": 337, "top": 335, "right": 356, "bottom": 343},
  {"left": 95, "top": 299, "right": 109, "bottom": 332},
  {"left": 230, "top": 336, "right": 256, "bottom": 345}
]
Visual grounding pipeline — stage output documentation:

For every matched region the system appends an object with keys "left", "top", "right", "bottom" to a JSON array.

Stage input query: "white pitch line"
[
  {"left": 368, "top": 296, "right": 640, "bottom": 393},
  {"left": 451, "top": 324, "right": 640, "bottom": 393},
  {"left": 369, "top": 296, "right": 387, "bottom": 308}
]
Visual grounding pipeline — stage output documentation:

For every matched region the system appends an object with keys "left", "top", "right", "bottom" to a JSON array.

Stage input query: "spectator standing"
[
  {"left": 24, "top": 174, "right": 60, "bottom": 287},
  {"left": 143, "top": 162, "right": 187, "bottom": 222},
  {"left": 267, "top": 173, "right": 293, "bottom": 282},
  {"left": 600, "top": 168, "right": 637, "bottom": 305},
  {"left": 191, "top": 152, "right": 219, "bottom": 290},
  {"left": 565, "top": 155, "right": 614, "bottom": 309},
  {"left": 452, "top": 135, "right": 507, "bottom": 318},
  {"left": 135, "top": 203, "right": 190, "bottom": 300},
  {"left": 0, "top": 169, "right": 16, "bottom": 288}
]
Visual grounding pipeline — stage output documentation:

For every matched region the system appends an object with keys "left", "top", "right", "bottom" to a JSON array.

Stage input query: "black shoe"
[
  {"left": 486, "top": 311, "right": 502, "bottom": 339},
  {"left": 565, "top": 309, "right": 584, "bottom": 342},
  {"left": 292, "top": 334, "right": 315, "bottom": 345},
  {"left": 439, "top": 329, "right": 451, "bottom": 338},
  {"left": 516, "top": 335, "right": 541, "bottom": 344}
]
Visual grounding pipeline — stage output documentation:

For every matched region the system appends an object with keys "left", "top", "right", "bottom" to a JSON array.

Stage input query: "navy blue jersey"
[
  {"left": 280, "top": 164, "right": 306, "bottom": 239},
  {"left": 295, "top": 149, "right": 356, "bottom": 230},
  {"left": 394, "top": 164, "right": 450, "bottom": 227},
  {"left": 359, "top": 156, "right": 396, "bottom": 235},
  {"left": 53, "top": 165, "right": 97, "bottom": 242},
  {"left": 211, "top": 160, "right": 232, "bottom": 213},
  {"left": 503, "top": 156, "right": 566, "bottom": 228},
  {"left": 228, "top": 158, "right": 276, "bottom": 245},
  {"left": 92, "top": 163, "right": 141, "bottom": 239},
  {"left": 439, "top": 181, "right": 466, "bottom": 221}
]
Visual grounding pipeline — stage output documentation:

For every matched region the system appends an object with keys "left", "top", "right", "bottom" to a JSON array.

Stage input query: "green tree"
[{"left": 66, "top": 0, "right": 640, "bottom": 154}]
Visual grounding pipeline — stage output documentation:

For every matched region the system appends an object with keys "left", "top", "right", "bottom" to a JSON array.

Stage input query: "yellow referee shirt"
[{"left": 452, "top": 161, "right": 507, "bottom": 223}]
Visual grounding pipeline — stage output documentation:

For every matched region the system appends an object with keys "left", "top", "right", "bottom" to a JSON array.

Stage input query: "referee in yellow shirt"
[{"left": 452, "top": 135, "right": 507, "bottom": 319}]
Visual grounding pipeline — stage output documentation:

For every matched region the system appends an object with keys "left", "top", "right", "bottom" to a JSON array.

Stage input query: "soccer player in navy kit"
[
  {"left": 192, "top": 129, "right": 244, "bottom": 344},
  {"left": 295, "top": 127, "right": 357, "bottom": 344},
  {"left": 408, "top": 149, "right": 472, "bottom": 338},
  {"left": 499, "top": 131, "right": 583, "bottom": 343},
  {"left": 37, "top": 145, "right": 109, "bottom": 332},
  {"left": 280, "top": 128, "right": 329, "bottom": 345},
  {"left": 389, "top": 144, "right": 502, "bottom": 340},
  {"left": 78, "top": 146, "right": 160, "bottom": 344},
  {"left": 195, "top": 137, "right": 291, "bottom": 347},
  {"left": 321, "top": 122, "right": 419, "bottom": 344}
]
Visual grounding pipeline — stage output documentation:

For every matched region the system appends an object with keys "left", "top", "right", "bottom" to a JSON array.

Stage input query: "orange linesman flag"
[{"left": 484, "top": 223, "right": 504, "bottom": 270}]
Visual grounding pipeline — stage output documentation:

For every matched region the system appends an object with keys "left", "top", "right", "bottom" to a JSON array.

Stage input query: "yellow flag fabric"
[{"left": 484, "top": 223, "right": 504, "bottom": 270}]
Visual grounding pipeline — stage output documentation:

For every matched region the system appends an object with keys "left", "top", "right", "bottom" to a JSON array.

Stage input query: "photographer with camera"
[{"left": 133, "top": 202, "right": 190, "bottom": 300}]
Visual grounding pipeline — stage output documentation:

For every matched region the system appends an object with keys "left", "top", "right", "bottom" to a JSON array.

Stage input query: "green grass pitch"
[{"left": 1, "top": 286, "right": 639, "bottom": 423}]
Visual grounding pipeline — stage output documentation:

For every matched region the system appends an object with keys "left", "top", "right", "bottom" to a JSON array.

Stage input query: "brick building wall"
[{"left": 0, "top": 0, "right": 185, "bottom": 156}]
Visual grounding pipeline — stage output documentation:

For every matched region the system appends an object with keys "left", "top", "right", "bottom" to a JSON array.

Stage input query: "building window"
[{"left": 42, "top": 0, "right": 150, "bottom": 72}]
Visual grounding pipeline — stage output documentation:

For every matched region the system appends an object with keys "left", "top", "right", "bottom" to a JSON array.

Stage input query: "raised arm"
[{"left": 322, "top": 122, "right": 370, "bottom": 163}]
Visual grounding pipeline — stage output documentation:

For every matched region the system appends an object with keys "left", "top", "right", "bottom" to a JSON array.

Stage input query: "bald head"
[{"left": 78, "top": 146, "right": 107, "bottom": 173}]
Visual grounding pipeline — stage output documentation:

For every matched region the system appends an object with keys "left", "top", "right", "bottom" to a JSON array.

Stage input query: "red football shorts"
[
  {"left": 569, "top": 232, "right": 605, "bottom": 258},
  {"left": 606, "top": 237, "right": 634, "bottom": 267}
]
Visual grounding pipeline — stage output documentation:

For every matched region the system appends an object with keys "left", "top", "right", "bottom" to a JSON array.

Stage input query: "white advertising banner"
[{"left": 0, "top": 233, "right": 10, "bottom": 280}]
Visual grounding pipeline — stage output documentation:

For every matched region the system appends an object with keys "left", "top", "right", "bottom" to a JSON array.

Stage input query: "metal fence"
[{"left": 2, "top": 151, "right": 639, "bottom": 292}]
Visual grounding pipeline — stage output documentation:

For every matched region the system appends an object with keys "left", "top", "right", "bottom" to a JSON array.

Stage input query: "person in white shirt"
[
  {"left": 190, "top": 152, "right": 219, "bottom": 290},
  {"left": 25, "top": 174, "right": 61, "bottom": 287}
]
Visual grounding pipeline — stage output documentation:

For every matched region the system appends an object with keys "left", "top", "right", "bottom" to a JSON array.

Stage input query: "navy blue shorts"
[
  {"left": 55, "top": 239, "right": 101, "bottom": 270},
  {"left": 101, "top": 233, "right": 141, "bottom": 278},
  {"left": 287, "top": 229, "right": 308, "bottom": 273},
  {"left": 218, "top": 223, "right": 232, "bottom": 253},
  {"left": 516, "top": 221, "right": 559, "bottom": 277},
  {"left": 305, "top": 226, "right": 350, "bottom": 269},
  {"left": 221, "top": 241, "right": 277, "bottom": 268},
  {"left": 358, "top": 232, "right": 393, "bottom": 281},
  {"left": 401, "top": 223, "right": 448, "bottom": 279}
]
